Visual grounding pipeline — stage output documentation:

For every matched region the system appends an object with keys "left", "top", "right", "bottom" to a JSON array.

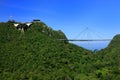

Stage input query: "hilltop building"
[
  {"left": 33, "top": 19, "right": 40, "bottom": 23},
  {"left": 8, "top": 16, "right": 15, "bottom": 23}
]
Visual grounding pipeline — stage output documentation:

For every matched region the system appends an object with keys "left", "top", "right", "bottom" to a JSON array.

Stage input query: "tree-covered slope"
[
  {"left": 108, "top": 34, "right": 120, "bottom": 49},
  {"left": 93, "top": 34, "right": 120, "bottom": 80},
  {"left": 0, "top": 22, "right": 120, "bottom": 80},
  {"left": 0, "top": 22, "right": 94, "bottom": 80}
]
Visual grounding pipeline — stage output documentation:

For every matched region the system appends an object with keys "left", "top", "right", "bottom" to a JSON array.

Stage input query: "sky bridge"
[
  {"left": 58, "top": 39, "right": 112, "bottom": 42},
  {"left": 59, "top": 28, "right": 113, "bottom": 42}
]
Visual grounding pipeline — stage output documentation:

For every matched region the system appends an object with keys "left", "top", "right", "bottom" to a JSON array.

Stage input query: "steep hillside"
[
  {"left": 93, "top": 34, "right": 120, "bottom": 80},
  {"left": 108, "top": 34, "right": 120, "bottom": 49},
  {"left": 0, "top": 22, "right": 93, "bottom": 80},
  {"left": 1, "top": 22, "right": 120, "bottom": 80}
]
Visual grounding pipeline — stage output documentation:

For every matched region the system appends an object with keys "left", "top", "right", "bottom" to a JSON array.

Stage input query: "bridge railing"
[{"left": 58, "top": 39, "right": 112, "bottom": 41}]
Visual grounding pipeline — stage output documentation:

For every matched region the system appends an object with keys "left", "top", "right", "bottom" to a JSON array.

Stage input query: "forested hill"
[
  {"left": 0, "top": 21, "right": 120, "bottom": 80},
  {"left": 0, "top": 22, "right": 92, "bottom": 80},
  {"left": 108, "top": 34, "right": 120, "bottom": 48},
  {"left": 95, "top": 34, "right": 120, "bottom": 80}
]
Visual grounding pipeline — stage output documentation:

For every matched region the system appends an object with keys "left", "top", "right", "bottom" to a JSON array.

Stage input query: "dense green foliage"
[
  {"left": 0, "top": 22, "right": 120, "bottom": 80},
  {"left": 95, "top": 35, "right": 120, "bottom": 80}
]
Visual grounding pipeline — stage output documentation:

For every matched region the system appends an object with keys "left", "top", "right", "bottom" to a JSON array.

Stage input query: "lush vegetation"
[{"left": 0, "top": 21, "right": 120, "bottom": 80}]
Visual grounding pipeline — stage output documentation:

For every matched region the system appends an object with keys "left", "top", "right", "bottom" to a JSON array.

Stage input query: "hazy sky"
[{"left": 1, "top": 0, "right": 120, "bottom": 39}]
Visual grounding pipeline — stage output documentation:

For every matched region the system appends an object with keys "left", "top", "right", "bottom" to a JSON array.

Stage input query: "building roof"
[{"left": 33, "top": 19, "right": 40, "bottom": 22}]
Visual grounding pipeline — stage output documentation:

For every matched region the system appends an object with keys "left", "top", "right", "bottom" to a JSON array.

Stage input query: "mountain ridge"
[{"left": 0, "top": 21, "right": 120, "bottom": 80}]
